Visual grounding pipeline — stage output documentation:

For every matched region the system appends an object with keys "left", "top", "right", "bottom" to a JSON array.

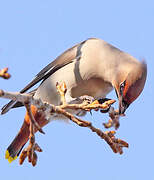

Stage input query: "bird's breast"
[{"left": 71, "top": 77, "right": 113, "bottom": 99}]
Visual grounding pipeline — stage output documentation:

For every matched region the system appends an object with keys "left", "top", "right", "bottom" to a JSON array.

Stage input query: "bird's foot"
[
  {"left": 85, "top": 98, "right": 115, "bottom": 112},
  {"left": 78, "top": 95, "right": 95, "bottom": 104}
]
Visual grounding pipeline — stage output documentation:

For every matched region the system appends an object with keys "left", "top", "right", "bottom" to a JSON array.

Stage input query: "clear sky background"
[{"left": 0, "top": 0, "right": 153, "bottom": 179}]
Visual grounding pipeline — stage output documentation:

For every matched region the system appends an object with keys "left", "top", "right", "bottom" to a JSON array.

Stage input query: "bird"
[{"left": 1, "top": 38, "right": 147, "bottom": 163}]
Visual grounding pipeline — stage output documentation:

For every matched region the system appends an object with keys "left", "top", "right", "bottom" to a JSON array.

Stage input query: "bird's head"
[{"left": 114, "top": 60, "right": 147, "bottom": 115}]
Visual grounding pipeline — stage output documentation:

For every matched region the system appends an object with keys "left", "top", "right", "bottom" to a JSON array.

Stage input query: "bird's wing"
[{"left": 1, "top": 39, "right": 87, "bottom": 114}]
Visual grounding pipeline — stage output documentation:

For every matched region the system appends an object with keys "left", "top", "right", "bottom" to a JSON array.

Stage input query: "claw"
[{"left": 79, "top": 95, "right": 95, "bottom": 104}]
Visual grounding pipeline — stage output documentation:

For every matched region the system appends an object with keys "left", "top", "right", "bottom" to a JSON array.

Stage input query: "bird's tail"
[{"left": 5, "top": 105, "right": 49, "bottom": 163}]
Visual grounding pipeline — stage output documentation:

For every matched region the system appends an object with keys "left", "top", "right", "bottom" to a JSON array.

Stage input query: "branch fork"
[{"left": 0, "top": 82, "right": 129, "bottom": 166}]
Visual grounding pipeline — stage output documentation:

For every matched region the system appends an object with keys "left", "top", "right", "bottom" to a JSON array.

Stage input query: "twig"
[
  {"left": 19, "top": 143, "right": 42, "bottom": 166},
  {"left": 55, "top": 82, "right": 128, "bottom": 154},
  {"left": 0, "top": 68, "right": 11, "bottom": 79},
  {"left": 56, "top": 82, "right": 67, "bottom": 104},
  {"left": 102, "top": 107, "right": 125, "bottom": 130},
  {"left": 22, "top": 102, "right": 44, "bottom": 166},
  {"left": 24, "top": 102, "right": 45, "bottom": 134},
  {"left": 0, "top": 82, "right": 129, "bottom": 166}
]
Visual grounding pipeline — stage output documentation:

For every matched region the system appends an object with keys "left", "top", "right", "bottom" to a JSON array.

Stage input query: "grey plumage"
[{"left": 1, "top": 38, "right": 147, "bottom": 115}]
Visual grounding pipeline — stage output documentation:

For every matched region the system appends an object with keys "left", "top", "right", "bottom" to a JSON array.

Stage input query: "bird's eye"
[{"left": 120, "top": 81, "right": 126, "bottom": 95}]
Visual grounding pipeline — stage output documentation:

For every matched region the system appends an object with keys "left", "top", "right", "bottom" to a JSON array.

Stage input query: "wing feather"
[{"left": 1, "top": 40, "right": 87, "bottom": 114}]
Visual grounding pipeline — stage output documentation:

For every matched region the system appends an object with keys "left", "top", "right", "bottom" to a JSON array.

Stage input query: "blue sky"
[{"left": 0, "top": 0, "right": 153, "bottom": 179}]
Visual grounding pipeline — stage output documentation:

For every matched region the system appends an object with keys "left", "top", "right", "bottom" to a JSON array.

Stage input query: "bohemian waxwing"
[{"left": 1, "top": 38, "right": 147, "bottom": 162}]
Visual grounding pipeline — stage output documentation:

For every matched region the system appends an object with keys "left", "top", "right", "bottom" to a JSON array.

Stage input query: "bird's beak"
[
  {"left": 114, "top": 88, "right": 129, "bottom": 115},
  {"left": 118, "top": 95, "right": 129, "bottom": 115}
]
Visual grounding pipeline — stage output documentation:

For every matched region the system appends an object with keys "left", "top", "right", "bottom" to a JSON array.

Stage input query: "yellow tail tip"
[
  {"left": 5, "top": 150, "right": 10, "bottom": 159},
  {"left": 5, "top": 150, "right": 17, "bottom": 163}
]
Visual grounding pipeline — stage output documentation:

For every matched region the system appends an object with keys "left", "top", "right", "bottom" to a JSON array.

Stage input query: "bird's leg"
[
  {"left": 74, "top": 95, "right": 96, "bottom": 115},
  {"left": 77, "top": 95, "right": 95, "bottom": 104},
  {"left": 83, "top": 98, "right": 113, "bottom": 113}
]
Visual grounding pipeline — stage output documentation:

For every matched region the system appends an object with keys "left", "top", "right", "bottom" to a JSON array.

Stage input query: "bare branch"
[
  {"left": 0, "top": 82, "right": 128, "bottom": 166},
  {"left": 102, "top": 107, "right": 125, "bottom": 130}
]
